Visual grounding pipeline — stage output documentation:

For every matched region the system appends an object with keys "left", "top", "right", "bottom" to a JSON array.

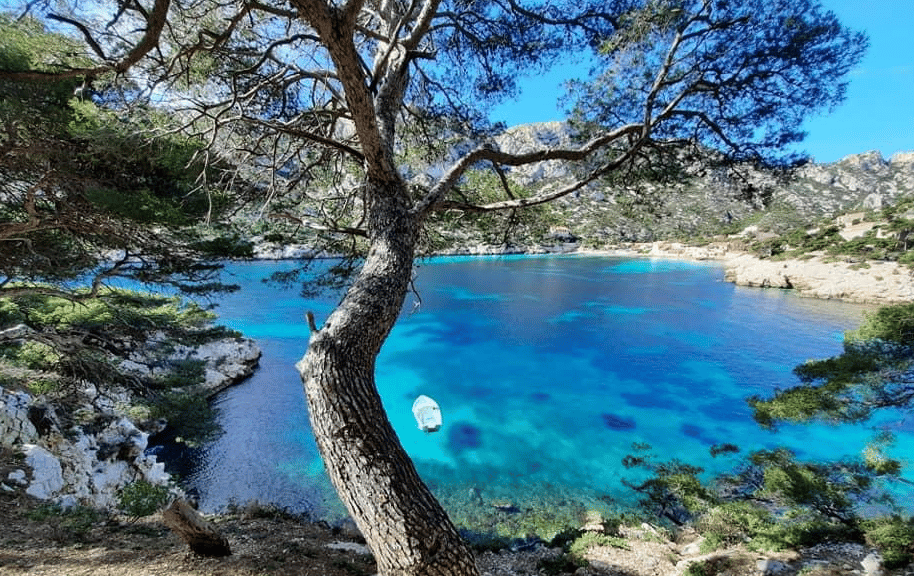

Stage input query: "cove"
[{"left": 179, "top": 255, "right": 913, "bottom": 523}]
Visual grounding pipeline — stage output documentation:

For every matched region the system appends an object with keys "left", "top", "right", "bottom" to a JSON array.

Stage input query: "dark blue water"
[{"left": 183, "top": 255, "right": 912, "bottom": 524}]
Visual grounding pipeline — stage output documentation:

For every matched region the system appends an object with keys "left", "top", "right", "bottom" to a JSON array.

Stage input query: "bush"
[
  {"left": 11, "top": 341, "right": 60, "bottom": 371},
  {"left": 683, "top": 561, "right": 709, "bottom": 576},
  {"left": 568, "top": 531, "right": 629, "bottom": 560},
  {"left": 863, "top": 516, "right": 914, "bottom": 569},
  {"left": 27, "top": 503, "right": 101, "bottom": 543},
  {"left": 538, "top": 553, "right": 587, "bottom": 576},
  {"left": 144, "top": 390, "right": 219, "bottom": 446},
  {"left": 117, "top": 480, "right": 170, "bottom": 521},
  {"left": 155, "top": 358, "right": 206, "bottom": 389},
  {"left": 696, "top": 501, "right": 774, "bottom": 551}
]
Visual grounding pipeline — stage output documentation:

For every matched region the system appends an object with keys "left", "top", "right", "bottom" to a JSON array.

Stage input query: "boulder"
[
  {"left": 1, "top": 388, "right": 39, "bottom": 447},
  {"left": 22, "top": 444, "right": 65, "bottom": 500},
  {"left": 121, "top": 335, "right": 262, "bottom": 397},
  {"left": 861, "top": 551, "right": 883, "bottom": 576},
  {"left": 193, "top": 338, "right": 263, "bottom": 395}
]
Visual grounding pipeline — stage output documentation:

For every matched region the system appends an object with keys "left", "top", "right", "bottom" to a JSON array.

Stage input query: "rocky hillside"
[
  {"left": 475, "top": 122, "right": 914, "bottom": 247},
  {"left": 242, "top": 121, "right": 914, "bottom": 256}
]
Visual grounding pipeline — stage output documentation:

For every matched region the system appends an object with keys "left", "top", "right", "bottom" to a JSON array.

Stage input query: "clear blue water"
[{"left": 181, "top": 255, "right": 913, "bottom": 523}]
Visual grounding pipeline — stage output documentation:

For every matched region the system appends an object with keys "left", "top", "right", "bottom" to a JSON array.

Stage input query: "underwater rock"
[
  {"left": 681, "top": 423, "right": 714, "bottom": 444},
  {"left": 448, "top": 422, "right": 482, "bottom": 450},
  {"left": 601, "top": 412, "right": 636, "bottom": 431}
]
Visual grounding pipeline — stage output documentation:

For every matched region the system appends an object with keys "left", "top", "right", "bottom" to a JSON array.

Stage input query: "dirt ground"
[
  {"left": 0, "top": 489, "right": 380, "bottom": 576},
  {"left": 1, "top": 472, "right": 908, "bottom": 576},
  {"left": 0, "top": 486, "right": 758, "bottom": 576}
]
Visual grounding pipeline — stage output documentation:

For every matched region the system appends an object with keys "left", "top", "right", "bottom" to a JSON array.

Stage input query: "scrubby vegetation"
[
  {"left": 740, "top": 196, "right": 914, "bottom": 265},
  {"left": 117, "top": 480, "right": 172, "bottom": 522}
]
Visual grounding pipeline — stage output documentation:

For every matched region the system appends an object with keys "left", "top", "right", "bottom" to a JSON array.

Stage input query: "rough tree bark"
[
  {"left": 297, "top": 183, "right": 480, "bottom": 576},
  {"left": 163, "top": 498, "right": 232, "bottom": 557}
]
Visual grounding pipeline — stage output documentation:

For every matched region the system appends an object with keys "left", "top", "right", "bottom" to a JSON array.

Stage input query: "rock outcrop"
[
  {"left": 1, "top": 386, "right": 169, "bottom": 508},
  {"left": 0, "top": 336, "right": 261, "bottom": 508},
  {"left": 486, "top": 123, "right": 914, "bottom": 246},
  {"left": 723, "top": 254, "right": 914, "bottom": 304}
]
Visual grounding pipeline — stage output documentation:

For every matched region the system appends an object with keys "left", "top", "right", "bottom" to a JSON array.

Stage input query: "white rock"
[
  {"left": 890, "top": 151, "right": 914, "bottom": 165},
  {"left": 861, "top": 551, "right": 883, "bottom": 576},
  {"left": 862, "top": 193, "right": 883, "bottom": 210},
  {"left": 724, "top": 254, "right": 914, "bottom": 304},
  {"left": 193, "top": 338, "right": 262, "bottom": 393},
  {"left": 326, "top": 541, "right": 372, "bottom": 555},
  {"left": 0, "top": 323, "right": 31, "bottom": 340},
  {"left": 7, "top": 469, "right": 27, "bottom": 485},
  {"left": 0, "top": 389, "right": 39, "bottom": 447},
  {"left": 757, "top": 559, "right": 790, "bottom": 575},
  {"left": 23, "top": 444, "right": 65, "bottom": 499}
]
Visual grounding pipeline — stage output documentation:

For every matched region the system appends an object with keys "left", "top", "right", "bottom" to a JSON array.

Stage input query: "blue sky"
[{"left": 491, "top": 0, "right": 914, "bottom": 164}]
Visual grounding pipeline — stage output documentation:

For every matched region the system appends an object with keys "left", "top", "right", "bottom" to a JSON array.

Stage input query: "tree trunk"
[
  {"left": 163, "top": 498, "right": 232, "bottom": 557},
  {"left": 297, "top": 185, "right": 479, "bottom": 576}
]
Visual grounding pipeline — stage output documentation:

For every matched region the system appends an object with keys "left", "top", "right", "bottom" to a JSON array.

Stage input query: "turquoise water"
[{"left": 181, "top": 255, "right": 913, "bottom": 521}]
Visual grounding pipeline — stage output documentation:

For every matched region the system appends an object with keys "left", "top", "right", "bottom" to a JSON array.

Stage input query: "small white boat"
[{"left": 412, "top": 395, "right": 442, "bottom": 432}]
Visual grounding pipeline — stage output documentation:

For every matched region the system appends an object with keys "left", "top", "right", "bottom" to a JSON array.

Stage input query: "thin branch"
[
  {"left": 413, "top": 123, "right": 643, "bottom": 217},
  {"left": 47, "top": 13, "right": 109, "bottom": 60}
]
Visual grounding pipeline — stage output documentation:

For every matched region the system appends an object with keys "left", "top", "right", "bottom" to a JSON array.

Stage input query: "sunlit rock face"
[
  {"left": 436, "top": 122, "right": 914, "bottom": 248},
  {"left": 2, "top": 389, "right": 171, "bottom": 508},
  {"left": 723, "top": 254, "right": 914, "bottom": 304},
  {"left": 1, "top": 337, "right": 260, "bottom": 508}
]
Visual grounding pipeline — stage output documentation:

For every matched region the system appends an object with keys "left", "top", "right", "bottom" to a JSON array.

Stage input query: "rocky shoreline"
[
  {"left": 253, "top": 233, "right": 914, "bottom": 305},
  {"left": 1, "top": 335, "right": 261, "bottom": 509},
  {"left": 587, "top": 241, "right": 914, "bottom": 305},
  {"left": 434, "top": 239, "right": 914, "bottom": 305}
]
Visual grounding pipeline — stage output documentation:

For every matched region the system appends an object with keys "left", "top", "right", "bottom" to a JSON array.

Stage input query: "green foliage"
[
  {"left": 861, "top": 432, "right": 902, "bottom": 476},
  {"left": 26, "top": 503, "right": 101, "bottom": 543},
  {"left": 568, "top": 531, "right": 629, "bottom": 559},
  {"left": 0, "top": 15, "right": 87, "bottom": 131},
  {"left": 862, "top": 516, "right": 914, "bottom": 568},
  {"left": 25, "top": 378, "right": 61, "bottom": 396},
  {"left": 572, "top": 0, "right": 866, "bottom": 165},
  {"left": 84, "top": 187, "right": 189, "bottom": 226},
  {"left": 10, "top": 341, "right": 60, "bottom": 371},
  {"left": 143, "top": 390, "right": 219, "bottom": 446},
  {"left": 748, "top": 449, "right": 870, "bottom": 525},
  {"left": 426, "top": 168, "right": 562, "bottom": 249},
  {"left": 190, "top": 234, "right": 255, "bottom": 258},
  {"left": 537, "top": 553, "right": 587, "bottom": 576},
  {"left": 621, "top": 443, "right": 909, "bottom": 558},
  {"left": 683, "top": 561, "right": 709, "bottom": 576},
  {"left": 696, "top": 501, "right": 775, "bottom": 551},
  {"left": 621, "top": 444, "right": 714, "bottom": 525},
  {"left": 155, "top": 358, "right": 206, "bottom": 389},
  {"left": 7, "top": 287, "right": 214, "bottom": 338},
  {"left": 850, "top": 303, "right": 914, "bottom": 345},
  {"left": 117, "top": 480, "right": 170, "bottom": 521},
  {"left": 751, "top": 302, "right": 914, "bottom": 429}
]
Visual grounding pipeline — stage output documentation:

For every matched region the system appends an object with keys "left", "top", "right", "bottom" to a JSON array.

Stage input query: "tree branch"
[{"left": 412, "top": 123, "right": 643, "bottom": 217}]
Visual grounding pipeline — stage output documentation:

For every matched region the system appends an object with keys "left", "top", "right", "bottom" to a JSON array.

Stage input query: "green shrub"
[
  {"left": 696, "top": 501, "right": 774, "bottom": 551},
  {"left": 26, "top": 378, "right": 60, "bottom": 395},
  {"left": 683, "top": 561, "right": 709, "bottom": 576},
  {"left": 538, "top": 553, "right": 587, "bottom": 576},
  {"left": 144, "top": 390, "right": 218, "bottom": 446},
  {"left": 155, "top": 358, "right": 206, "bottom": 389},
  {"left": 568, "top": 531, "right": 629, "bottom": 560},
  {"left": 12, "top": 341, "right": 60, "bottom": 371},
  {"left": 863, "top": 516, "right": 914, "bottom": 569},
  {"left": 262, "top": 232, "right": 287, "bottom": 243},
  {"left": 27, "top": 503, "right": 100, "bottom": 543},
  {"left": 117, "top": 480, "right": 170, "bottom": 521}
]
